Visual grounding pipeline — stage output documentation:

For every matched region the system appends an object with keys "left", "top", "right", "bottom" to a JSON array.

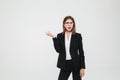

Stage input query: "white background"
[{"left": 0, "top": 0, "right": 120, "bottom": 80}]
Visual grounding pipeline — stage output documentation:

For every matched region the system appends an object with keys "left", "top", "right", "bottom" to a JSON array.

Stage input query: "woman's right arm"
[
  {"left": 46, "top": 31, "right": 61, "bottom": 53},
  {"left": 52, "top": 34, "right": 61, "bottom": 53}
]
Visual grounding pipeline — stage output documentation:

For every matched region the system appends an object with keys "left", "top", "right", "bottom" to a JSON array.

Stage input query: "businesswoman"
[{"left": 46, "top": 16, "right": 86, "bottom": 80}]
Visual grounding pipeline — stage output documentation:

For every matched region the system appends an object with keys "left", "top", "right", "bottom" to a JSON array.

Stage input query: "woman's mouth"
[{"left": 68, "top": 27, "right": 71, "bottom": 29}]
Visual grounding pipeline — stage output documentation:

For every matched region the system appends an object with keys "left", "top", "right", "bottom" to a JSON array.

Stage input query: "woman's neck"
[{"left": 65, "top": 31, "right": 71, "bottom": 34}]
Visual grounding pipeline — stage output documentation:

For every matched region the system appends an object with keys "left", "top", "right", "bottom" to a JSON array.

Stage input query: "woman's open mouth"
[{"left": 68, "top": 27, "right": 71, "bottom": 29}]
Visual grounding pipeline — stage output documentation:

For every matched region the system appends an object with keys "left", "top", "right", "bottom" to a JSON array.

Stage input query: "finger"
[
  {"left": 45, "top": 32, "right": 49, "bottom": 36},
  {"left": 80, "top": 72, "right": 82, "bottom": 77},
  {"left": 80, "top": 72, "right": 84, "bottom": 77},
  {"left": 46, "top": 33, "right": 50, "bottom": 36},
  {"left": 80, "top": 73, "right": 83, "bottom": 77}
]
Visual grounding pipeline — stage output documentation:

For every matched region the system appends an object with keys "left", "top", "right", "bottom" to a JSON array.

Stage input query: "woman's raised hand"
[{"left": 46, "top": 31, "right": 56, "bottom": 38}]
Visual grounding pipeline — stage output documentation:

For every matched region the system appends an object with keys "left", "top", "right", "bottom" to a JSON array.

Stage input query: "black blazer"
[{"left": 52, "top": 32, "right": 85, "bottom": 71}]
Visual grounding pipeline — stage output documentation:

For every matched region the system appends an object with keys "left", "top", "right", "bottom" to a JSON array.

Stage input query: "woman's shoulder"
[
  {"left": 56, "top": 32, "right": 64, "bottom": 37},
  {"left": 56, "top": 32, "right": 82, "bottom": 37},
  {"left": 74, "top": 32, "right": 83, "bottom": 39},
  {"left": 57, "top": 32, "right": 63, "bottom": 35},
  {"left": 74, "top": 32, "right": 82, "bottom": 36}
]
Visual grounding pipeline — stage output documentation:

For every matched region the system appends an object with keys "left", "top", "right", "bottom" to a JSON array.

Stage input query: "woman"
[{"left": 46, "top": 16, "right": 86, "bottom": 80}]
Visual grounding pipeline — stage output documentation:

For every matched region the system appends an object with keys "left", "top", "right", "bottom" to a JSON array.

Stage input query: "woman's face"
[{"left": 64, "top": 19, "right": 73, "bottom": 32}]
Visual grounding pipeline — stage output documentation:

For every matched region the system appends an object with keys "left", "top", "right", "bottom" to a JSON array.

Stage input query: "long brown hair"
[{"left": 62, "top": 16, "right": 76, "bottom": 35}]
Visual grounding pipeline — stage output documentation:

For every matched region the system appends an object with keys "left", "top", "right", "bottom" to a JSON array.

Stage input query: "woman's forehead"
[{"left": 65, "top": 19, "right": 73, "bottom": 22}]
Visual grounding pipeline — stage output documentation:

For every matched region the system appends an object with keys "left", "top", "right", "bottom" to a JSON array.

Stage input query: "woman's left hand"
[{"left": 80, "top": 68, "right": 85, "bottom": 77}]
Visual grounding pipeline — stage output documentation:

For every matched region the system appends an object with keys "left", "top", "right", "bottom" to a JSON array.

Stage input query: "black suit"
[{"left": 52, "top": 32, "right": 85, "bottom": 80}]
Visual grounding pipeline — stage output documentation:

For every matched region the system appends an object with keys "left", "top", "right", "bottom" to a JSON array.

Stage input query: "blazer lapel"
[
  {"left": 62, "top": 33, "right": 66, "bottom": 53},
  {"left": 70, "top": 33, "right": 74, "bottom": 53},
  {"left": 62, "top": 32, "right": 74, "bottom": 54}
]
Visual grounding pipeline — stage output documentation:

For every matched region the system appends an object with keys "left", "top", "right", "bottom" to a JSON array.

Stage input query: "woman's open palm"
[{"left": 46, "top": 31, "right": 55, "bottom": 38}]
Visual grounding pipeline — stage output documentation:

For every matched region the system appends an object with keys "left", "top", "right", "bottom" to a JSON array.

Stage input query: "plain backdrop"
[{"left": 0, "top": 0, "right": 120, "bottom": 80}]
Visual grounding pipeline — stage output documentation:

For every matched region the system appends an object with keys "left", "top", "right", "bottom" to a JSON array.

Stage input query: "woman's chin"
[{"left": 66, "top": 29, "right": 72, "bottom": 32}]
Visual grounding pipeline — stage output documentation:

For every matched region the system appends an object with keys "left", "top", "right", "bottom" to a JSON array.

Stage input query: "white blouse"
[{"left": 65, "top": 32, "right": 72, "bottom": 60}]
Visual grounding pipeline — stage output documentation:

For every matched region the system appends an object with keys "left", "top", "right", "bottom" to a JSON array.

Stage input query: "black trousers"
[{"left": 58, "top": 60, "right": 81, "bottom": 80}]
